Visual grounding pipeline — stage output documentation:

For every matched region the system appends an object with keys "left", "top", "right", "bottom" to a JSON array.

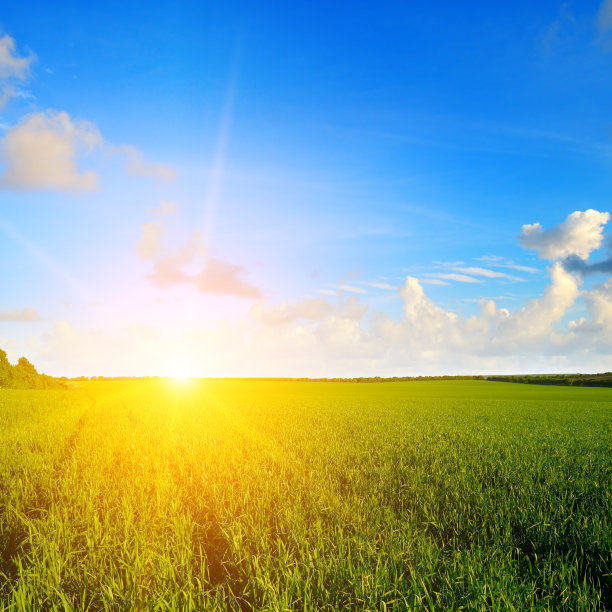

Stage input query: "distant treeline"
[
  {"left": 486, "top": 373, "right": 612, "bottom": 388},
  {"left": 76, "top": 374, "right": 612, "bottom": 387},
  {"left": 0, "top": 349, "right": 62, "bottom": 390},
  {"left": 4, "top": 346, "right": 611, "bottom": 389},
  {"left": 73, "top": 375, "right": 483, "bottom": 382}
]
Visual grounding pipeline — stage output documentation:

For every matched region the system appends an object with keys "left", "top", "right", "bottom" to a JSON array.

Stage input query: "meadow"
[{"left": 0, "top": 379, "right": 610, "bottom": 610}]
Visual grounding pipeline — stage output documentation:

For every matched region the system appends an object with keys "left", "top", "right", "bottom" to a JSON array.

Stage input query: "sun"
[{"left": 165, "top": 357, "right": 200, "bottom": 385}]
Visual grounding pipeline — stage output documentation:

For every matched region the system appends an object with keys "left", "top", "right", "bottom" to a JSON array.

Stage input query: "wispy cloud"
[
  {"left": 338, "top": 284, "right": 368, "bottom": 294},
  {"left": 452, "top": 266, "right": 524, "bottom": 281},
  {"left": 475, "top": 255, "right": 540, "bottom": 273},
  {"left": 194, "top": 258, "right": 262, "bottom": 298},
  {"left": 423, "top": 273, "right": 482, "bottom": 283},
  {"left": 541, "top": 3, "right": 574, "bottom": 55},
  {"left": 358, "top": 280, "right": 395, "bottom": 290},
  {"left": 112, "top": 145, "right": 176, "bottom": 183},
  {"left": 420, "top": 278, "right": 449, "bottom": 286}
]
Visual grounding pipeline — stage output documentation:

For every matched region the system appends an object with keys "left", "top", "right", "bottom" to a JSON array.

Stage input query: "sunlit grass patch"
[{"left": 0, "top": 380, "right": 610, "bottom": 610}]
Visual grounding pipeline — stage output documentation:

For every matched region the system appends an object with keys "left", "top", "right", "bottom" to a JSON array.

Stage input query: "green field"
[{"left": 0, "top": 380, "right": 610, "bottom": 610}]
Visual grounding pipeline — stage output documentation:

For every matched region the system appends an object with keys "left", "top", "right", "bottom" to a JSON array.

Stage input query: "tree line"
[
  {"left": 486, "top": 373, "right": 612, "bottom": 388},
  {"left": 0, "top": 349, "right": 61, "bottom": 389}
]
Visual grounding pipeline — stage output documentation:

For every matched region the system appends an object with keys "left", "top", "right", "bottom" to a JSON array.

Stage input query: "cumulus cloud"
[
  {"left": 518, "top": 209, "right": 610, "bottom": 260},
  {"left": 113, "top": 145, "right": 176, "bottom": 183},
  {"left": 0, "top": 115, "right": 177, "bottom": 191},
  {"left": 0, "top": 110, "right": 103, "bottom": 191},
  {"left": 0, "top": 307, "right": 41, "bottom": 321},
  {"left": 31, "top": 209, "right": 612, "bottom": 377},
  {"left": 491, "top": 263, "right": 579, "bottom": 349},
  {"left": 34, "top": 260, "right": 604, "bottom": 378},
  {"left": 0, "top": 34, "right": 35, "bottom": 80},
  {"left": 584, "top": 279, "right": 612, "bottom": 326},
  {"left": 0, "top": 34, "right": 170, "bottom": 191}
]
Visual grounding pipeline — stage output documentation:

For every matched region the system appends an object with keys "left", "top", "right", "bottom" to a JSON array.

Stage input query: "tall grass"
[{"left": 1, "top": 380, "right": 610, "bottom": 610}]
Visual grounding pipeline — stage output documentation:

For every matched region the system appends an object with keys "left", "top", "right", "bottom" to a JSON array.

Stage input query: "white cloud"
[
  {"left": 420, "top": 278, "right": 449, "bottom": 286},
  {"left": 583, "top": 278, "right": 612, "bottom": 330},
  {"left": 0, "top": 307, "right": 41, "bottom": 321},
  {"left": 359, "top": 281, "right": 396, "bottom": 290},
  {"left": 114, "top": 145, "right": 176, "bottom": 183},
  {"left": 0, "top": 112, "right": 177, "bottom": 192},
  {"left": 424, "top": 272, "right": 482, "bottom": 283},
  {"left": 491, "top": 263, "right": 579, "bottom": 349},
  {"left": 453, "top": 266, "right": 523, "bottom": 281},
  {"left": 0, "top": 34, "right": 35, "bottom": 80},
  {"left": 0, "top": 110, "right": 102, "bottom": 191},
  {"left": 476, "top": 256, "right": 540, "bottom": 273},
  {"left": 338, "top": 284, "right": 368, "bottom": 294},
  {"left": 518, "top": 209, "right": 610, "bottom": 261},
  {"left": 34, "top": 261, "right": 605, "bottom": 378}
]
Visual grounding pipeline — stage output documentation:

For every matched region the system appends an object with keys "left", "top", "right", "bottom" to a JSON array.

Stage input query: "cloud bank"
[
  {"left": 36, "top": 257, "right": 610, "bottom": 378},
  {"left": 35, "top": 208, "right": 612, "bottom": 377}
]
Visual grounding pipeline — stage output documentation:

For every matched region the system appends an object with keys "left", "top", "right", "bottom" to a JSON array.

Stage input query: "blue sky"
[{"left": 2, "top": 1, "right": 612, "bottom": 377}]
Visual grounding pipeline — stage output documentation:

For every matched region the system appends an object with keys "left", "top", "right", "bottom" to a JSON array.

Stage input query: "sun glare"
[
  {"left": 169, "top": 374, "right": 194, "bottom": 388},
  {"left": 165, "top": 358, "right": 199, "bottom": 386}
]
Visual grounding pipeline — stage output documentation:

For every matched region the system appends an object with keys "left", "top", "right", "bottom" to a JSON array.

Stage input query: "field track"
[{"left": 1, "top": 380, "right": 611, "bottom": 610}]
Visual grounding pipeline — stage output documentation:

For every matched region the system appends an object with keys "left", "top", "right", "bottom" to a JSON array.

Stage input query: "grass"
[{"left": 0, "top": 379, "right": 610, "bottom": 610}]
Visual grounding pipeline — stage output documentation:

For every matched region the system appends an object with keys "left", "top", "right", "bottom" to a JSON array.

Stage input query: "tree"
[
  {"left": 0, "top": 349, "right": 13, "bottom": 387},
  {"left": 12, "top": 356, "right": 41, "bottom": 389}
]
